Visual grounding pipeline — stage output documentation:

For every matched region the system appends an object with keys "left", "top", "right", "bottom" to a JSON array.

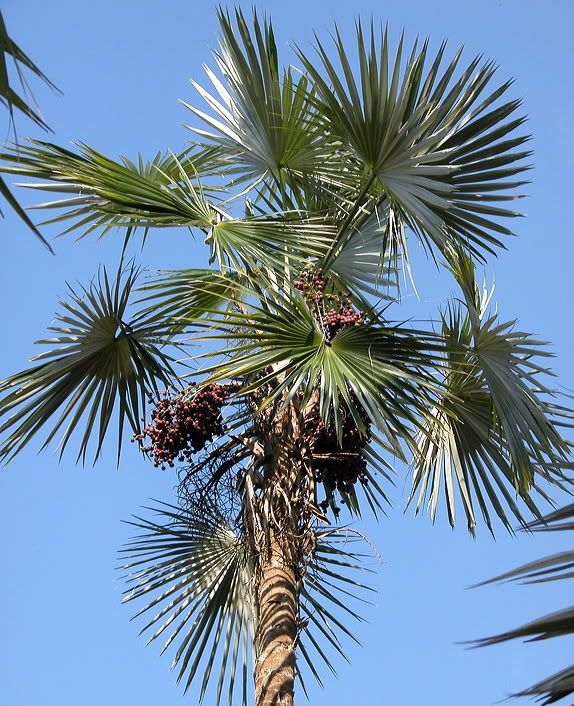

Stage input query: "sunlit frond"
[
  {"left": 0, "top": 140, "right": 218, "bottom": 238},
  {"left": 0, "top": 263, "right": 176, "bottom": 463},
  {"left": 330, "top": 206, "right": 400, "bottom": 297},
  {"left": 410, "top": 254, "right": 572, "bottom": 532},
  {"left": 184, "top": 8, "right": 330, "bottom": 189},
  {"left": 297, "top": 22, "right": 530, "bottom": 263},
  {"left": 186, "top": 282, "right": 442, "bottom": 455}
]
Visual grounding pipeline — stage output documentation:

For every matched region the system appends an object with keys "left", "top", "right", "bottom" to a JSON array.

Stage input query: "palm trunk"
[
  {"left": 254, "top": 529, "right": 298, "bottom": 706},
  {"left": 252, "top": 405, "right": 302, "bottom": 706}
]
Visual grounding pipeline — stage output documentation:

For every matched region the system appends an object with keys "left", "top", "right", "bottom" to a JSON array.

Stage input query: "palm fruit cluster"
[
  {"left": 294, "top": 267, "right": 363, "bottom": 341},
  {"left": 134, "top": 383, "right": 237, "bottom": 468},
  {"left": 322, "top": 306, "right": 363, "bottom": 339},
  {"left": 304, "top": 397, "right": 371, "bottom": 499},
  {"left": 293, "top": 268, "right": 326, "bottom": 297}
]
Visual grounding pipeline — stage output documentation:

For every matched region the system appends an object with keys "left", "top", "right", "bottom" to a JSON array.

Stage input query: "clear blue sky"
[{"left": 2, "top": 1, "right": 574, "bottom": 705}]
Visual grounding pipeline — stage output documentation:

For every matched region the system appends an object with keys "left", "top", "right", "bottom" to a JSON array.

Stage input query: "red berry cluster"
[
  {"left": 293, "top": 269, "right": 326, "bottom": 296},
  {"left": 134, "top": 384, "right": 237, "bottom": 468},
  {"left": 304, "top": 397, "right": 371, "bottom": 503},
  {"left": 294, "top": 268, "right": 364, "bottom": 341},
  {"left": 323, "top": 306, "right": 364, "bottom": 340}
]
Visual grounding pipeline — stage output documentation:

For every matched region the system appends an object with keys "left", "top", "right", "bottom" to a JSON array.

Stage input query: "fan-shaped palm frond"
[
  {"left": 120, "top": 502, "right": 255, "bottom": 706},
  {"left": 473, "top": 504, "right": 574, "bottom": 704},
  {"left": 296, "top": 21, "right": 530, "bottom": 264},
  {"left": 0, "top": 263, "right": 176, "bottom": 463},
  {"left": 185, "top": 8, "right": 331, "bottom": 190},
  {"left": 0, "top": 140, "right": 219, "bottom": 239},
  {"left": 120, "top": 502, "right": 374, "bottom": 703},
  {"left": 411, "top": 254, "right": 572, "bottom": 532},
  {"left": 186, "top": 280, "right": 442, "bottom": 455}
]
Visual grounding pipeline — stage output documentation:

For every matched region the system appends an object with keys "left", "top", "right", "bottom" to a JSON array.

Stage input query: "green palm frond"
[
  {"left": 410, "top": 301, "right": 571, "bottom": 533},
  {"left": 136, "top": 269, "right": 242, "bottom": 325},
  {"left": 453, "top": 249, "right": 571, "bottom": 485},
  {"left": 473, "top": 504, "right": 574, "bottom": 704},
  {"left": 296, "top": 22, "right": 530, "bottom": 264},
  {"left": 0, "top": 173, "right": 53, "bottom": 251},
  {"left": 120, "top": 502, "right": 375, "bottom": 702},
  {"left": 410, "top": 248, "right": 571, "bottom": 532},
  {"left": 120, "top": 502, "right": 255, "bottom": 706},
  {"left": 187, "top": 282, "right": 442, "bottom": 455},
  {"left": 207, "top": 217, "right": 334, "bottom": 271},
  {"left": 0, "top": 10, "right": 58, "bottom": 129},
  {"left": 184, "top": 8, "right": 330, "bottom": 189},
  {"left": 120, "top": 144, "right": 231, "bottom": 183},
  {"left": 0, "top": 140, "right": 218, "bottom": 238},
  {"left": 0, "top": 263, "right": 176, "bottom": 463},
  {"left": 297, "top": 528, "right": 375, "bottom": 691},
  {"left": 0, "top": 10, "right": 58, "bottom": 251}
]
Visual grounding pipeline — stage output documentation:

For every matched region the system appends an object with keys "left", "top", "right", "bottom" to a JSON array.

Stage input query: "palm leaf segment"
[
  {"left": 410, "top": 249, "right": 572, "bottom": 532},
  {"left": 296, "top": 23, "right": 530, "bottom": 264},
  {"left": 0, "top": 264, "right": 176, "bottom": 463},
  {"left": 120, "top": 502, "right": 373, "bottom": 705},
  {"left": 474, "top": 504, "right": 574, "bottom": 704},
  {"left": 0, "top": 10, "right": 58, "bottom": 251},
  {"left": 0, "top": 140, "right": 219, "bottom": 239},
  {"left": 184, "top": 9, "right": 332, "bottom": 189}
]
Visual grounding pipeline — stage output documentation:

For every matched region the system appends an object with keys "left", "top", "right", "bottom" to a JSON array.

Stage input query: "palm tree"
[{"left": 0, "top": 9, "right": 572, "bottom": 706}]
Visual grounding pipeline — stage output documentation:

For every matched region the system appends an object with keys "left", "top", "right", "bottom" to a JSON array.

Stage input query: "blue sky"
[{"left": 2, "top": 1, "right": 574, "bottom": 705}]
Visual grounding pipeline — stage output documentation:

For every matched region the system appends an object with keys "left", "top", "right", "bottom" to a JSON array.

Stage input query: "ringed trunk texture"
[
  {"left": 253, "top": 404, "right": 302, "bottom": 706},
  {"left": 254, "top": 529, "right": 298, "bottom": 706}
]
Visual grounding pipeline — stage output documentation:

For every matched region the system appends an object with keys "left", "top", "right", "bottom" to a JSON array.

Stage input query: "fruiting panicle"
[
  {"left": 294, "top": 268, "right": 364, "bottom": 341},
  {"left": 134, "top": 383, "right": 237, "bottom": 468},
  {"left": 304, "top": 395, "right": 371, "bottom": 508}
]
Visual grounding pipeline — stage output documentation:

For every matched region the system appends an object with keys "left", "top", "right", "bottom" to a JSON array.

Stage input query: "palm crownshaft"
[{"left": 1, "top": 8, "right": 573, "bottom": 706}]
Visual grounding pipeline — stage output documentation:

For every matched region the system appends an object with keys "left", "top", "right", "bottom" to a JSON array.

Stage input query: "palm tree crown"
[{"left": 1, "top": 9, "right": 572, "bottom": 706}]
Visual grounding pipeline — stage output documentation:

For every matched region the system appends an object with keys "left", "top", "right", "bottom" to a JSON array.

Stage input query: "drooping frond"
[
  {"left": 0, "top": 140, "right": 219, "bottom": 238},
  {"left": 120, "top": 502, "right": 255, "bottom": 706},
  {"left": 410, "top": 251, "right": 572, "bottom": 532},
  {"left": 297, "top": 528, "right": 376, "bottom": 691},
  {"left": 0, "top": 10, "right": 59, "bottom": 250},
  {"left": 120, "top": 502, "right": 375, "bottom": 702},
  {"left": 0, "top": 263, "right": 176, "bottom": 463},
  {"left": 0, "top": 10, "right": 58, "bottom": 129}
]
